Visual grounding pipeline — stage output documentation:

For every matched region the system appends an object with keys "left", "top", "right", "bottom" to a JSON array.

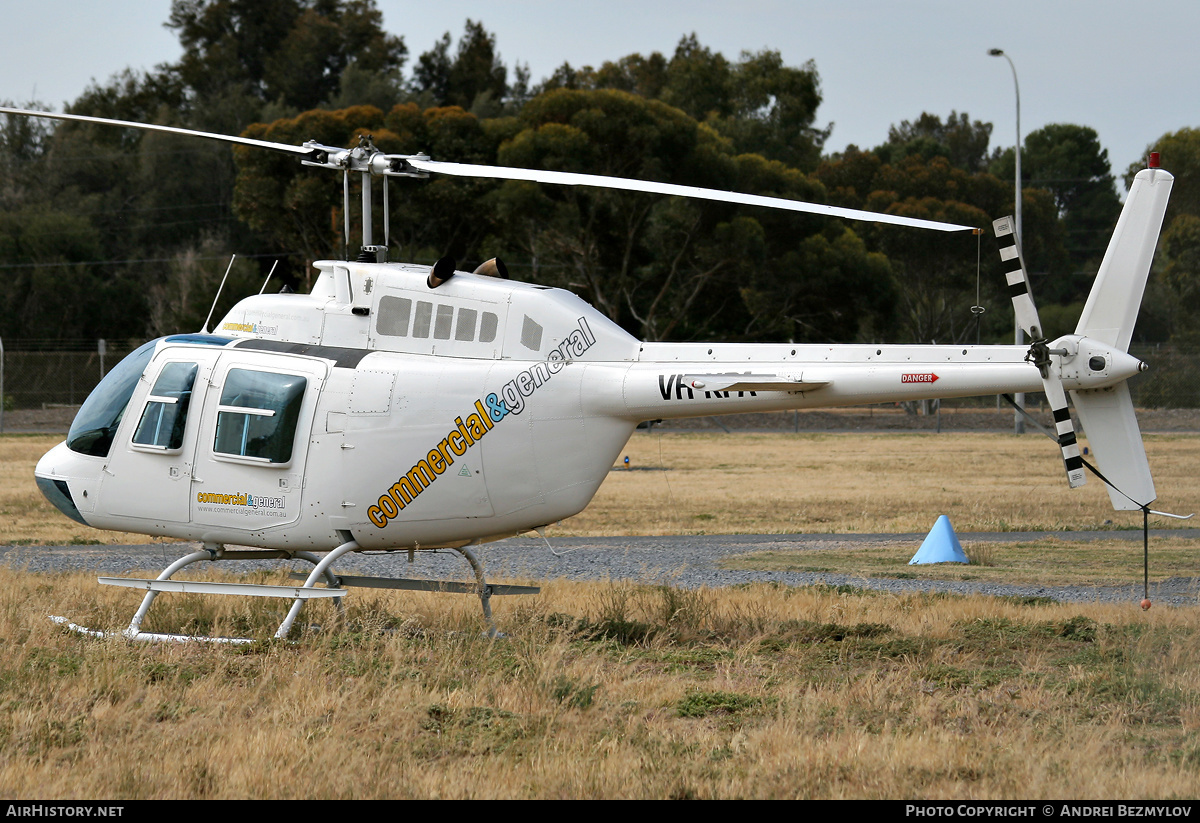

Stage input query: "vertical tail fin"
[
  {"left": 1072, "top": 383, "right": 1155, "bottom": 510},
  {"left": 1071, "top": 166, "right": 1172, "bottom": 510},
  {"left": 1075, "top": 168, "right": 1173, "bottom": 351}
]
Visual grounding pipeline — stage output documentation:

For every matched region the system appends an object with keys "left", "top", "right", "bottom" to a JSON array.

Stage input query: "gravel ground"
[{"left": 5, "top": 530, "right": 1199, "bottom": 609}]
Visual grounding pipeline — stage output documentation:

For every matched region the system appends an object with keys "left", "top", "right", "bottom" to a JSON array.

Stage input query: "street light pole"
[{"left": 990, "top": 47, "right": 1025, "bottom": 434}]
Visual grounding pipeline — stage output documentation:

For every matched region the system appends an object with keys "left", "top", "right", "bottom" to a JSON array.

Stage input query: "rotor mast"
[{"left": 323, "top": 134, "right": 429, "bottom": 262}]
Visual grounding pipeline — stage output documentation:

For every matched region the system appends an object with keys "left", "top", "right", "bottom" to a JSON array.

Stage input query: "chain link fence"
[
  {"left": 2, "top": 340, "right": 1198, "bottom": 433},
  {"left": 1, "top": 341, "right": 136, "bottom": 433}
]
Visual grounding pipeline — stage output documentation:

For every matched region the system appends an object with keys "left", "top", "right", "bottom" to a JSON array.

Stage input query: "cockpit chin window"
[{"left": 66, "top": 339, "right": 159, "bottom": 458}]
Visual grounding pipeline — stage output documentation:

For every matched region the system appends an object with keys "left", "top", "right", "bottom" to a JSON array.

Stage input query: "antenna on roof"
[
  {"left": 201, "top": 254, "right": 237, "bottom": 334},
  {"left": 258, "top": 259, "right": 280, "bottom": 295}
]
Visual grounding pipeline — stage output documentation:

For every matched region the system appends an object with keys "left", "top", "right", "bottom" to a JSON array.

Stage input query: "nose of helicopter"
[{"left": 34, "top": 442, "right": 90, "bottom": 525}]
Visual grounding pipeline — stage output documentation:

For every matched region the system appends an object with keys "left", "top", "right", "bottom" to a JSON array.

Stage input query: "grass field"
[
  {"left": 2, "top": 569, "right": 1199, "bottom": 799},
  {"left": 2, "top": 431, "right": 1199, "bottom": 798}
]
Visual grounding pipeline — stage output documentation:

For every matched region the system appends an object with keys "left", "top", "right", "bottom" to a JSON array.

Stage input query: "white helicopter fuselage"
[{"left": 34, "top": 257, "right": 1144, "bottom": 553}]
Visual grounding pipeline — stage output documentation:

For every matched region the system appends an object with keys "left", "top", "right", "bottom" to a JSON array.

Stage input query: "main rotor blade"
[
  {"left": 405, "top": 158, "right": 975, "bottom": 232},
  {"left": 0, "top": 106, "right": 322, "bottom": 159},
  {"left": 1, "top": 106, "right": 975, "bottom": 232}
]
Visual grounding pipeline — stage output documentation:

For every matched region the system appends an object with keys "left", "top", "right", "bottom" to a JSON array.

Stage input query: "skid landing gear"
[{"left": 52, "top": 541, "right": 539, "bottom": 643}]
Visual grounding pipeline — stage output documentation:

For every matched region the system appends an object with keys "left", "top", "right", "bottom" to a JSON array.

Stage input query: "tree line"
[{"left": 1, "top": 0, "right": 1197, "bottom": 351}]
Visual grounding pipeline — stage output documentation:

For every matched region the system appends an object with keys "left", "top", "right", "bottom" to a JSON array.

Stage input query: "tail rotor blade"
[
  {"left": 1042, "top": 374, "right": 1087, "bottom": 489},
  {"left": 993, "top": 216, "right": 1044, "bottom": 340},
  {"left": 994, "top": 215, "right": 1084, "bottom": 489}
]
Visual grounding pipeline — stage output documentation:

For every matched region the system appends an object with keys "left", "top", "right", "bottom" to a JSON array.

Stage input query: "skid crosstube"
[{"left": 70, "top": 541, "right": 533, "bottom": 642}]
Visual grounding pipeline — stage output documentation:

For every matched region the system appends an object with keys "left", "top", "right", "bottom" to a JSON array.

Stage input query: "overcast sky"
[{"left": 4, "top": 0, "right": 1196, "bottom": 193}]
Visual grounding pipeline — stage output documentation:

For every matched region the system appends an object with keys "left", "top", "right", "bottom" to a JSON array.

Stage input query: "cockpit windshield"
[{"left": 66, "top": 339, "right": 158, "bottom": 457}]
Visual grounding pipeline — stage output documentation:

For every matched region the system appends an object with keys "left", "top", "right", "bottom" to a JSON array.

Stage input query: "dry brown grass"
[
  {"left": 0, "top": 568, "right": 1198, "bottom": 799},
  {"left": 9, "top": 431, "right": 1200, "bottom": 545},
  {"left": 572, "top": 430, "right": 1200, "bottom": 536}
]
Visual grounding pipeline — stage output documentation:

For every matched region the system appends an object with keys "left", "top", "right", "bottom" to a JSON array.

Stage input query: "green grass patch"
[{"left": 677, "top": 690, "right": 763, "bottom": 718}]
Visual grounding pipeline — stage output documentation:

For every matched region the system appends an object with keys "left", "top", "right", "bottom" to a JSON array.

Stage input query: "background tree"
[
  {"left": 816, "top": 144, "right": 1022, "bottom": 343},
  {"left": 875, "top": 111, "right": 994, "bottom": 173},
  {"left": 1126, "top": 128, "right": 1200, "bottom": 226},
  {"left": 991, "top": 124, "right": 1121, "bottom": 304},
  {"left": 410, "top": 20, "right": 508, "bottom": 115},
  {"left": 481, "top": 88, "right": 873, "bottom": 342},
  {"left": 537, "top": 35, "right": 829, "bottom": 171},
  {"left": 166, "top": 0, "right": 406, "bottom": 125}
]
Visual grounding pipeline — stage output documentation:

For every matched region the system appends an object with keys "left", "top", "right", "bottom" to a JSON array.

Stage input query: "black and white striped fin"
[
  {"left": 994, "top": 215, "right": 1085, "bottom": 490},
  {"left": 1044, "top": 377, "right": 1087, "bottom": 488},
  {"left": 993, "top": 216, "right": 1043, "bottom": 340}
]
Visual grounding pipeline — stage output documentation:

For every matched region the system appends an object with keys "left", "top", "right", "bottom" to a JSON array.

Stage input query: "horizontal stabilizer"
[
  {"left": 681, "top": 374, "right": 828, "bottom": 393},
  {"left": 1071, "top": 382, "right": 1155, "bottom": 510}
]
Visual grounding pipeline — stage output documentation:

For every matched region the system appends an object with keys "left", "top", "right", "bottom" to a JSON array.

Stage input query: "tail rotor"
[{"left": 992, "top": 216, "right": 1087, "bottom": 488}]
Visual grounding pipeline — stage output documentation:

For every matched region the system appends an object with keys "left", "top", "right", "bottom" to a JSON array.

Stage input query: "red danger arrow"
[{"left": 901, "top": 373, "right": 939, "bottom": 384}]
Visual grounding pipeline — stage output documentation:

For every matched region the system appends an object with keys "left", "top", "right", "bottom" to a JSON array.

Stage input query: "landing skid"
[{"left": 52, "top": 540, "right": 538, "bottom": 642}]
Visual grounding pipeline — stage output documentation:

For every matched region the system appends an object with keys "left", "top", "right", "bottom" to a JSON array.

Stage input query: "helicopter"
[{"left": 0, "top": 106, "right": 1176, "bottom": 642}]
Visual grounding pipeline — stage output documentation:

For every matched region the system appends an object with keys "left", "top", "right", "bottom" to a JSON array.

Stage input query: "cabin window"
[
  {"left": 376, "top": 296, "right": 412, "bottom": 336},
  {"left": 455, "top": 308, "right": 478, "bottom": 341},
  {"left": 521, "top": 315, "right": 543, "bottom": 351},
  {"left": 412, "top": 301, "right": 433, "bottom": 338},
  {"left": 67, "top": 339, "right": 158, "bottom": 458},
  {"left": 377, "top": 296, "right": 497, "bottom": 346},
  {"left": 434, "top": 304, "right": 454, "bottom": 339},
  {"left": 479, "top": 312, "right": 499, "bottom": 343},
  {"left": 131, "top": 362, "right": 199, "bottom": 451},
  {"left": 213, "top": 369, "right": 306, "bottom": 464}
]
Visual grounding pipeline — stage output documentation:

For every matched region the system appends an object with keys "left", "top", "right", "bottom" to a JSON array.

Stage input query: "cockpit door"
[
  {"left": 189, "top": 351, "right": 326, "bottom": 530},
  {"left": 98, "top": 348, "right": 221, "bottom": 524}
]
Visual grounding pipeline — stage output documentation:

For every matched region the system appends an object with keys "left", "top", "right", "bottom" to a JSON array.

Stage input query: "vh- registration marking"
[{"left": 658, "top": 373, "right": 759, "bottom": 400}]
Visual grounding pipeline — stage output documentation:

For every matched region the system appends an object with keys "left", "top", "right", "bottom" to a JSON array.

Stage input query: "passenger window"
[
  {"left": 479, "top": 312, "right": 499, "bottom": 343},
  {"left": 213, "top": 369, "right": 306, "bottom": 464},
  {"left": 521, "top": 315, "right": 544, "bottom": 351},
  {"left": 376, "top": 296, "right": 412, "bottom": 337},
  {"left": 455, "top": 308, "right": 478, "bottom": 341},
  {"left": 132, "top": 362, "right": 199, "bottom": 451},
  {"left": 413, "top": 301, "right": 433, "bottom": 338},
  {"left": 434, "top": 304, "right": 454, "bottom": 339}
]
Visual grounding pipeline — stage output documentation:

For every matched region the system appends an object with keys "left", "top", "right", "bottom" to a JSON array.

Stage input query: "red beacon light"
[{"left": 1149, "top": 152, "right": 1161, "bottom": 168}]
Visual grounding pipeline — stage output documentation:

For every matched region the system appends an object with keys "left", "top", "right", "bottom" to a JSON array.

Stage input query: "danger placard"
[{"left": 901, "top": 373, "right": 939, "bottom": 384}]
